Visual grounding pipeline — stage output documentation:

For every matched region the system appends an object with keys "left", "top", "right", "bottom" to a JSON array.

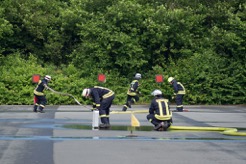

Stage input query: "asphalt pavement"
[{"left": 0, "top": 105, "right": 245, "bottom": 164}]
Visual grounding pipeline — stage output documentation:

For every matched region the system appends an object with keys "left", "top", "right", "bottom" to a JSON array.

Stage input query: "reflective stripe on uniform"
[
  {"left": 100, "top": 114, "right": 107, "bottom": 118},
  {"left": 94, "top": 86, "right": 114, "bottom": 99},
  {"left": 127, "top": 90, "right": 137, "bottom": 96},
  {"left": 34, "top": 90, "right": 44, "bottom": 96},
  {"left": 155, "top": 99, "right": 172, "bottom": 121},
  {"left": 40, "top": 104, "right": 45, "bottom": 108},
  {"left": 177, "top": 82, "right": 186, "bottom": 94},
  {"left": 102, "top": 91, "right": 114, "bottom": 99}
]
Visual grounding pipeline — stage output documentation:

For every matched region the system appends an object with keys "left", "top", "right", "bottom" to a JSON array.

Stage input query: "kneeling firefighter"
[{"left": 147, "top": 89, "right": 173, "bottom": 131}]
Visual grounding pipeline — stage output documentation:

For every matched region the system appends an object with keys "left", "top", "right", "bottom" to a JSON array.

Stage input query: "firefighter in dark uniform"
[
  {"left": 147, "top": 89, "right": 173, "bottom": 131},
  {"left": 33, "top": 75, "right": 51, "bottom": 113},
  {"left": 122, "top": 73, "right": 141, "bottom": 111},
  {"left": 168, "top": 77, "right": 186, "bottom": 112},
  {"left": 82, "top": 86, "right": 115, "bottom": 129}
]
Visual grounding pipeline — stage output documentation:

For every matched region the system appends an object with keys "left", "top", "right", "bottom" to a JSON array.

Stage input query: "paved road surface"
[{"left": 0, "top": 105, "right": 245, "bottom": 164}]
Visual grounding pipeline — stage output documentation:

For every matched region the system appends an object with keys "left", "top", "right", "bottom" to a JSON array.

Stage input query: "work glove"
[
  {"left": 91, "top": 108, "right": 97, "bottom": 111},
  {"left": 91, "top": 103, "right": 100, "bottom": 111},
  {"left": 91, "top": 103, "right": 97, "bottom": 111}
]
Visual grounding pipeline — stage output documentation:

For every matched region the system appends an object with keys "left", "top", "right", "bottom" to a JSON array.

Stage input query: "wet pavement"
[{"left": 0, "top": 105, "right": 245, "bottom": 164}]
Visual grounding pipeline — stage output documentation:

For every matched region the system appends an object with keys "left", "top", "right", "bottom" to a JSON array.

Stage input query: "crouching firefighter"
[
  {"left": 147, "top": 89, "right": 173, "bottom": 131},
  {"left": 82, "top": 86, "right": 115, "bottom": 129},
  {"left": 33, "top": 75, "right": 51, "bottom": 113}
]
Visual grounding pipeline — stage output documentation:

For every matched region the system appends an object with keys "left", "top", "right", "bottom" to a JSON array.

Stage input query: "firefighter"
[
  {"left": 33, "top": 75, "right": 51, "bottom": 113},
  {"left": 122, "top": 73, "right": 142, "bottom": 111},
  {"left": 147, "top": 89, "right": 173, "bottom": 131},
  {"left": 168, "top": 77, "right": 186, "bottom": 112},
  {"left": 82, "top": 86, "right": 115, "bottom": 129}
]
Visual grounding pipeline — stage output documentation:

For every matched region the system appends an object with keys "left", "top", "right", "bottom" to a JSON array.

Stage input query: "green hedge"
[{"left": 0, "top": 53, "right": 245, "bottom": 105}]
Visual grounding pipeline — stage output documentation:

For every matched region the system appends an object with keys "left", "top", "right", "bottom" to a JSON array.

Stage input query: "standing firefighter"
[
  {"left": 33, "top": 75, "right": 51, "bottom": 113},
  {"left": 122, "top": 73, "right": 142, "bottom": 111},
  {"left": 147, "top": 89, "right": 173, "bottom": 131},
  {"left": 168, "top": 77, "right": 186, "bottom": 112},
  {"left": 82, "top": 86, "right": 115, "bottom": 129}
]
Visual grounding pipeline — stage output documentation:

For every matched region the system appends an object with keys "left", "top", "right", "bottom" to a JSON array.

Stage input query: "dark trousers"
[
  {"left": 147, "top": 114, "right": 172, "bottom": 131},
  {"left": 176, "top": 94, "right": 184, "bottom": 111},
  {"left": 99, "top": 95, "right": 115, "bottom": 124},
  {"left": 33, "top": 95, "right": 47, "bottom": 111},
  {"left": 124, "top": 95, "right": 139, "bottom": 108}
]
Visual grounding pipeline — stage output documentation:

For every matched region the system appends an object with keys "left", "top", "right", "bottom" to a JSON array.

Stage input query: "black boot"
[
  {"left": 127, "top": 101, "right": 132, "bottom": 108},
  {"left": 38, "top": 105, "right": 45, "bottom": 113},
  {"left": 154, "top": 122, "right": 164, "bottom": 131},
  {"left": 99, "top": 117, "right": 110, "bottom": 129},
  {"left": 122, "top": 105, "right": 128, "bottom": 111},
  {"left": 177, "top": 106, "right": 183, "bottom": 112},
  {"left": 106, "top": 117, "right": 110, "bottom": 125},
  {"left": 162, "top": 121, "right": 170, "bottom": 131},
  {"left": 33, "top": 104, "right": 38, "bottom": 112}
]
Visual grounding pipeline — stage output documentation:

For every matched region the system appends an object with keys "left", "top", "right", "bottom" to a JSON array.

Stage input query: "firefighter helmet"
[
  {"left": 151, "top": 89, "right": 162, "bottom": 96},
  {"left": 135, "top": 73, "right": 141, "bottom": 79},
  {"left": 82, "top": 88, "right": 91, "bottom": 97},
  {"left": 45, "top": 75, "right": 51, "bottom": 81},
  {"left": 168, "top": 77, "right": 174, "bottom": 83}
]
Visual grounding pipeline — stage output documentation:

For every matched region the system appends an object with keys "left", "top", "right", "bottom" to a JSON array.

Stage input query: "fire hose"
[{"left": 46, "top": 86, "right": 90, "bottom": 109}]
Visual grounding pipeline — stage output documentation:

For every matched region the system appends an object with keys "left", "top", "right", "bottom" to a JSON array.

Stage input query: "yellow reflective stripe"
[
  {"left": 102, "top": 91, "right": 114, "bottom": 99},
  {"left": 178, "top": 91, "right": 185, "bottom": 94},
  {"left": 164, "top": 100, "right": 171, "bottom": 116},
  {"left": 100, "top": 114, "right": 107, "bottom": 118},
  {"left": 40, "top": 105, "right": 45, "bottom": 108},
  {"left": 177, "top": 105, "right": 183, "bottom": 108},
  {"left": 157, "top": 100, "right": 163, "bottom": 116},
  {"left": 94, "top": 86, "right": 114, "bottom": 98},
  {"left": 34, "top": 90, "right": 44, "bottom": 96},
  {"left": 155, "top": 99, "right": 172, "bottom": 120},
  {"left": 96, "top": 104, "right": 100, "bottom": 107},
  {"left": 155, "top": 115, "right": 172, "bottom": 120},
  {"left": 177, "top": 82, "right": 186, "bottom": 94},
  {"left": 127, "top": 91, "right": 137, "bottom": 96}
]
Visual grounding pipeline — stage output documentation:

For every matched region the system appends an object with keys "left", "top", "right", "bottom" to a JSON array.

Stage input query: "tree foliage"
[{"left": 0, "top": 0, "right": 245, "bottom": 105}]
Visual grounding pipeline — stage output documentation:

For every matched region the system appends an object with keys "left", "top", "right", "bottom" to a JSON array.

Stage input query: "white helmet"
[
  {"left": 151, "top": 89, "right": 162, "bottom": 96},
  {"left": 45, "top": 75, "right": 51, "bottom": 81},
  {"left": 82, "top": 88, "right": 91, "bottom": 97},
  {"left": 168, "top": 77, "right": 174, "bottom": 83},
  {"left": 135, "top": 73, "right": 141, "bottom": 79}
]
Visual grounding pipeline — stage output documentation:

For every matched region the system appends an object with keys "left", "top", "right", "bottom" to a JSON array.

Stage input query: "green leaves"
[{"left": 0, "top": 0, "right": 245, "bottom": 105}]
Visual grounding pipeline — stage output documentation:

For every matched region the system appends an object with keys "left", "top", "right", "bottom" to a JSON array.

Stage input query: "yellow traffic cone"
[
  {"left": 127, "top": 114, "right": 140, "bottom": 137},
  {"left": 131, "top": 114, "right": 140, "bottom": 127}
]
